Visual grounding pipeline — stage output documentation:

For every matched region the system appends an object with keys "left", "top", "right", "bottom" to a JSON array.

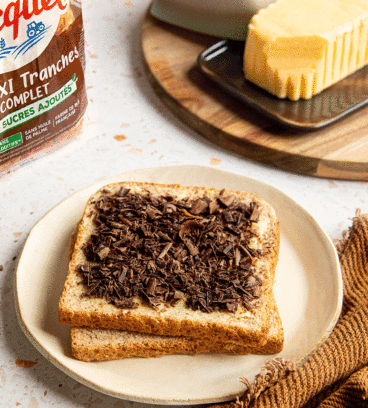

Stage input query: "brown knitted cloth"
[{"left": 211, "top": 211, "right": 368, "bottom": 408}]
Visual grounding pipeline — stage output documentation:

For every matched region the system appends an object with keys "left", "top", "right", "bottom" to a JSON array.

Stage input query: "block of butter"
[{"left": 243, "top": 0, "right": 368, "bottom": 100}]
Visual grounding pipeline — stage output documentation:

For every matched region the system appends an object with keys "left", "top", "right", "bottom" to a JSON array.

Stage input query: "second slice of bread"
[
  {"left": 70, "top": 296, "right": 283, "bottom": 361},
  {"left": 59, "top": 182, "right": 281, "bottom": 346}
]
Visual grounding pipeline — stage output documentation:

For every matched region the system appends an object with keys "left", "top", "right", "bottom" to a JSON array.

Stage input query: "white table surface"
[{"left": 0, "top": 1, "right": 366, "bottom": 407}]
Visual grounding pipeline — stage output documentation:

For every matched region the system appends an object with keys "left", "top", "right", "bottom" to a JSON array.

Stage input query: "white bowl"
[{"left": 150, "top": 0, "right": 275, "bottom": 40}]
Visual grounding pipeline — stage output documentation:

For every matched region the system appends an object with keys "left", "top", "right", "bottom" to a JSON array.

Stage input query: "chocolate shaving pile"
[{"left": 78, "top": 187, "right": 265, "bottom": 313}]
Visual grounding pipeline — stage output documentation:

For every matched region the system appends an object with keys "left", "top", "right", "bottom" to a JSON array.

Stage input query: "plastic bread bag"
[{"left": 0, "top": 0, "right": 88, "bottom": 176}]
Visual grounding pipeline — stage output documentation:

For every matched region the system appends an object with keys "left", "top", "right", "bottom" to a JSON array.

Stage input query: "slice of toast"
[
  {"left": 70, "top": 298, "right": 283, "bottom": 361},
  {"left": 59, "top": 182, "right": 281, "bottom": 346},
  {"left": 67, "top": 222, "right": 283, "bottom": 361}
]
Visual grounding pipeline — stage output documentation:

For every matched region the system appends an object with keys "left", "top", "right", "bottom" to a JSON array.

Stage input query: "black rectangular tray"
[{"left": 198, "top": 40, "right": 368, "bottom": 130}]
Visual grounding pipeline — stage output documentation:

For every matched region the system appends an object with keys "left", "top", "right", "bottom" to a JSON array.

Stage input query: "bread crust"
[
  {"left": 70, "top": 298, "right": 284, "bottom": 361},
  {"left": 59, "top": 182, "right": 281, "bottom": 346}
]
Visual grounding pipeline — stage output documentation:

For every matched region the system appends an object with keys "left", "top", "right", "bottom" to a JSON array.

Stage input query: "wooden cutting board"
[{"left": 141, "top": 13, "right": 368, "bottom": 180}]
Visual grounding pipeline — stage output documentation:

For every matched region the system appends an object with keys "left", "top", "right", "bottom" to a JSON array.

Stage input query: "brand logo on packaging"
[{"left": 0, "top": 0, "right": 69, "bottom": 74}]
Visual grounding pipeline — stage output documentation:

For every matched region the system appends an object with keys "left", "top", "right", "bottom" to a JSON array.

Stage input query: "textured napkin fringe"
[{"left": 235, "top": 359, "right": 296, "bottom": 408}]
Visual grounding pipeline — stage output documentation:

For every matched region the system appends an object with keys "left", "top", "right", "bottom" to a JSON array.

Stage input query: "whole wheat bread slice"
[
  {"left": 67, "top": 219, "right": 283, "bottom": 361},
  {"left": 59, "top": 182, "right": 281, "bottom": 346},
  {"left": 70, "top": 297, "right": 283, "bottom": 361}
]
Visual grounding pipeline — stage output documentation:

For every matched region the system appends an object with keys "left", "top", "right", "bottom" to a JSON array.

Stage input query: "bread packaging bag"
[{"left": 0, "top": 0, "right": 87, "bottom": 175}]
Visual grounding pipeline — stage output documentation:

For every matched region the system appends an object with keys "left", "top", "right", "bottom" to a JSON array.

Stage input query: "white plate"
[{"left": 15, "top": 165, "right": 343, "bottom": 405}]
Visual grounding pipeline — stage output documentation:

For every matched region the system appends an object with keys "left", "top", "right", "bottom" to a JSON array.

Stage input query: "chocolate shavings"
[{"left": 78, "top": 189, "right": 266, "bottom": 313}]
